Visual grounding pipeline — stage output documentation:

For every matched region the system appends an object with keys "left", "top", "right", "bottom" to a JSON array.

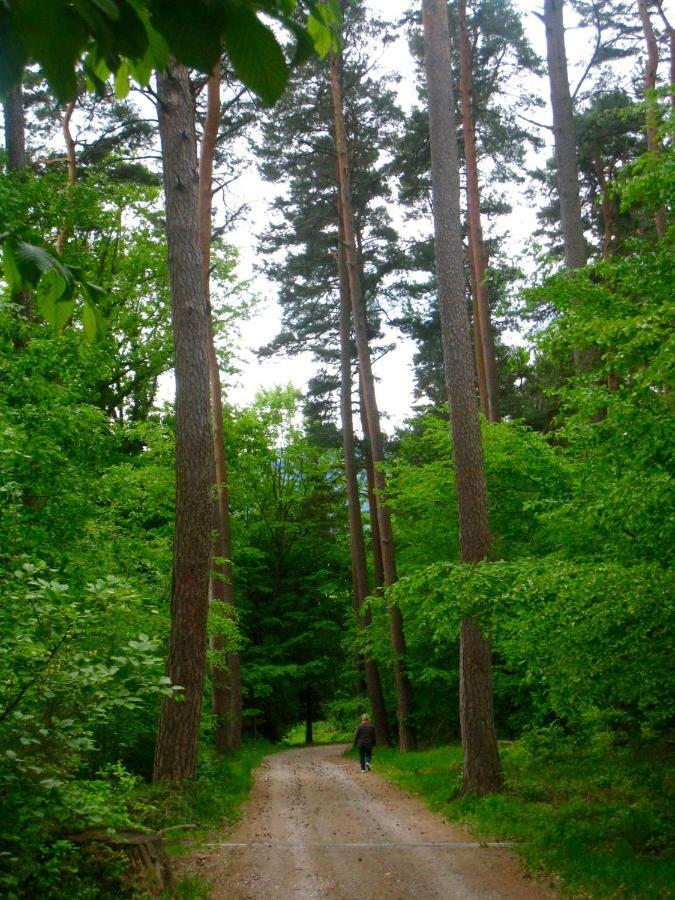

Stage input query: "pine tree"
[
  {"left": 153, "top": 62, "right": 214, "bottom": 782},
  {"left": 198, "top": 67, "right": 243, "bottom": 753},
  {"left": 421, "top": 0, "right": 502, "bottom": 795},
  {"left": 330, "top": 46, "right": 416, "bottom": 751}
]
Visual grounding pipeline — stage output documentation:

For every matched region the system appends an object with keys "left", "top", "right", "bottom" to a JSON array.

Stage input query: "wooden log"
[{"left": 67, "top": 828, "right": 174, "bottom": 894}]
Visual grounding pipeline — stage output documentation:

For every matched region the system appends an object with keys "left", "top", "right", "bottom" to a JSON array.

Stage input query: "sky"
[
  {"left": 155, "top": 1, "right": 638, "bottom": 427},
  {"left": 214, "top": 0, "right": 548, "bottom": 430}
]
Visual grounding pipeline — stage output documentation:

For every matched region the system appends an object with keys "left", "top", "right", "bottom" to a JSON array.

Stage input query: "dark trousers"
[{"left": 358, "top": 744, "right": 372, "bottom": 770}]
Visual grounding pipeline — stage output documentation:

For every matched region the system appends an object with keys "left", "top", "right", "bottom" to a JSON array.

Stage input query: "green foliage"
[
  {"left": 389, "top": 411, "right": 571, "bottom": 570},
  {"left": 283, "top": 718, "right": 352, "bottom": 745},
  {"left": 0, "top": 0, "right": 341, "bottom": 105},
  {"left": 374, "top": 736, "right": 675, "bottom": 899},
  {"left": 227, "top": 386, "right": 352, "bottom": 740},
  {"left": 389, "top": 558, "right": 674, "bottom": 736},
  {"left": 1, "top": 233, "right": 107, "bottom": 340},
  {"left": 525, "top": 200, "right": 674, "bottom": 565},
  {"left": 0, "top": 564, "right": 174, "bottom": 896}
]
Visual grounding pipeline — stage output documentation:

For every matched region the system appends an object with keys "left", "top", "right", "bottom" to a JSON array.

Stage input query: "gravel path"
[{"left": 184, "top": 743, "right": 556, "bottom": 899}]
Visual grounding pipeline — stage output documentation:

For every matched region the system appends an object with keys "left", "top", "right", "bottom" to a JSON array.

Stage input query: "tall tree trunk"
[
  {"left": 3, "top": 83, "right": 31, "bottom": 324},
  {"left": 337, "top": 211, "right": 390, "bottom": 747},
  {"left": 638, "top": 0, "right": 667, "bottom": 238},
  {"left": 421, "top": 0, "right": 502, "bottom": 796},
  {"left": 153, "top": 62, "right": 214, "bottom": 782},
  {"left": 4, "top": 83, "right": 25, "bottom": 172},
  {"left": 358, "top": 386, "right": 385, "bottom": 594},
  {"left": 56, "top": 99, "right": 77, "bottom": 255},
  {"left": 330, "top": 51, "right": 416, "bottom": 752},
  {"left": 305, "top": 685, "right": 314, "bottom": 745},
  {"left": 467, "top": 233, "right": 488, "bottom": 418},
  {"left": 198, "top": 66, "right": 243, "bottom": 753},
  {"left": 542, "top": 0, "right": 587, "bottom": 270},
  {"left": 593, "top": 156, "right": 617, "bottom": 259},
  {"left": 458, "top": 0, "right": 499, "bottom": 422}
]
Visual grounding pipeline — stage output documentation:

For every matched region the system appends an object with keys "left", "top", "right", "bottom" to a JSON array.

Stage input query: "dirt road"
[{"left": 184, "top": 744, "right": 556, "bottom": 899}]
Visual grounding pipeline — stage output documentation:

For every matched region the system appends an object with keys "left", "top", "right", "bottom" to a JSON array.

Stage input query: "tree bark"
[
  {"left": 3, "top": 83, "right": 25, "bottom": 172},
  {"left": 337, "top": 210, "right": 390, "bottom": 747},
  {"left": 153, "top": 62, "right": 214, "bottom": 782},
  {"left": 421, "top": 0, "right": 502, "bottom": 795},
  {"left": 542, "top": 0, "right": 587, "bottom": 270},
  {"left": 305, "top": 685, "right": 314, "bottom": 745},
  {"left": 638, "top": 0, "right": 667, "bottom": 239},
  {"left": 359, "top": 385, "right": 385, "bottom": 594},
  {"left": 593, "top": 155, "right": 617, "bottom": 259},
  {"left": 198, "top": 66, "right": 243, "bottom": 753},
  {"left": 330, "top": 51, "right": 416, "bottom": 751},
  {"left": 467, "top": 233, "right": 488, "bottom": 418},
  {"left": 458, "top": 0, "right": 499, "bottom": 422},
  {"left": 55, "top": 98, "right": 77, "bottom": 255}
]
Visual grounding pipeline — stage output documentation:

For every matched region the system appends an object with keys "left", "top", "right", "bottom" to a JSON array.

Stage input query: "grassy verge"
[
  {"left": 131, "top": 739, "right": 274, "bottom": 898},
  {"left": 371, "top": 729, "right": 674, "bottom": 899},
  {"left": 282, "top": 720, "right": 352, "bottom": 746},
  {"left": 136, "top": 739, "right": 274, "bottom": 842}
]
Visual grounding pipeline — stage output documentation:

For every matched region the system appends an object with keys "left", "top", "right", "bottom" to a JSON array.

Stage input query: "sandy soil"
[{"left": 181, "top": 743, "right": 557, "bottom": 899}]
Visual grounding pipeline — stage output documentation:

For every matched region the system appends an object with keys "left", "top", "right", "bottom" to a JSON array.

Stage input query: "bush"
[{"left": 387, "top": 557, "right": 674, "bottom": 736}]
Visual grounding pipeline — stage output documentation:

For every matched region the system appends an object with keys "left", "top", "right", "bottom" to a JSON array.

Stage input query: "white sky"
[
  {"left": 152, "top": 1, "right": 669, "bottom": 426},
  {"left": 211, "top": 0, "right": 552, "bottom": 428}
]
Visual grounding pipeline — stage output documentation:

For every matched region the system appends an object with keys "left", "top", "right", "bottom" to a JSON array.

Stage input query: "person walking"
[{"left": 353, "top": 713, "right": 376, "bottom": 772}]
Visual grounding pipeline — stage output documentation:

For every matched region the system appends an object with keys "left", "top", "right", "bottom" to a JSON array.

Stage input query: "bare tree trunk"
[
  {"left": 330, "top": 51, "right": 416, "bottom": 752},
  {"left": 421, "top": 0, "right": 502, "bottom": 796},
  {"left": 458, "top": 0, "right": 498, "bottom": 422},
  {"left": 358, "top": 379, "right": 385, "bottom": 593},
  {"left": 593, "top": 156, "right": 617, "bottom": 259},
  {"left": 56, "top": 99, "right": 77, "bottom": 255},
  {"left": 638, "top": 0, "right": 667, "bottom": 238},
  {"left": 305, "top": 685, "right": 314, "bottom": 745},
  {"left": 541, "top": 0, "right": 587, "bottom": 270},
  {"left": 198, "top": 66, "right": 243, "bottom": 753},
  {"left": 4, "top": 83, "right": 25, "bottom": 172},
  {"left": 467, "top": 233, "right": 488, "bottom": 417},
  {"left": 337, "top": 212, "right": 390, "bottom": 747},
  {"left": 153, "top": 62, "right": 213, "bottom": 782}
]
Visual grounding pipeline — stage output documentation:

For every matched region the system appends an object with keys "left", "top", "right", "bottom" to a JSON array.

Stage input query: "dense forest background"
[{"left": 0, "top": 0, "right": 672, "bottom": 897}]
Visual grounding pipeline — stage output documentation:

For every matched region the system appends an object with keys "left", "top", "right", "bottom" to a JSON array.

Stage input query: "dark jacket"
[{"left": 353, "top": 722, "right": 376, "bottom": 748}]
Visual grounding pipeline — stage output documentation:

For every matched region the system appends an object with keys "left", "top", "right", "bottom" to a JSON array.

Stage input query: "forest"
[{"left": 0, "top": 0, "right": 672, "bottom": 897}]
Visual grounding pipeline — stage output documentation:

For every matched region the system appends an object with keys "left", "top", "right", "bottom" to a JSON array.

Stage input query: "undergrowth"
[
  {"left": 282, "top": 719, "right": 353, "bottom": 746},
  {"left": 373, "top": 728, "right": 674, "bottom": 899}
]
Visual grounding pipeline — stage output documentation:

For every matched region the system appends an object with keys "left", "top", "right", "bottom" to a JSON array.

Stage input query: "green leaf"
[
  {"left": 306, "top": 14, "right": 333, "bottom": 58},
  {"left": 108, "top": 0, "right": 149, "bottom": 61},
  {"left": 222, "top": 5, "right": 289, "bottom": 107},
  {"left": 12, "top": 240, "right": 70, "bottom": 287},
  {"left": 284, "top": 20, "right": 316, "bottom": 68},
  {"left": 2, "top": 244, "right": 22, "bottom": 293},
  {"left": 12, "top": 0, "right": 89, "bottom": 102},
  {"left": 82, "top": 302, "right": 98, "bottom": 342},
  {"left": 88, "top": 0, "right": 121, "bottom": 20},
  {"left": 82, "top": 299, "right": 107, "bottom": 341},
  {"left": 114, "top": 59, "right": 130, "bottom": 98},
  {"left": 0, "top": 9, "right": 28, "bottom": 98},
  {"left": 38, "top": 295, "right": 75, "bottom": 331},
  {"left": 35, "top": 269, "right": 73, "bottom": 330},
  {"left": 148, "top": 0, "right": 221, "bottom": 72}
]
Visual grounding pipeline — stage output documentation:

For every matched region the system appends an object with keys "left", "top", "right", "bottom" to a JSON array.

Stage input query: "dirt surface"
[{"left": 182, "top": 744, "right": 557, "bottom": 899}]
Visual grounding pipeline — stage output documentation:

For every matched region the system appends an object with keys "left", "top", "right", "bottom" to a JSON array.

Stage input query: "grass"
[
  {"left": 134, "top": 739, "right": 275, "bottom": 849},
  {"left": 282, "top": 720, "right": 353, "bottom": 746},
  {"left": 371, "top": 729, "right": 674, "bottom": 899}
]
